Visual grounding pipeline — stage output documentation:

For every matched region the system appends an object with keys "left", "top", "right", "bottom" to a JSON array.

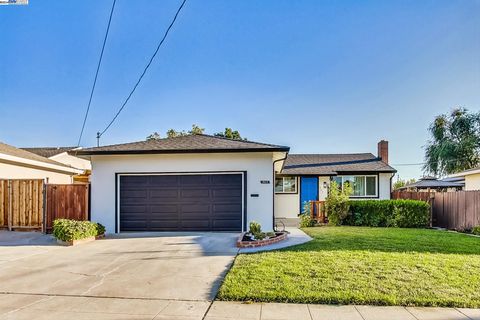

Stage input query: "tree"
[
  {"left": 424, "top": 108, "right": 480, "bottom": 176},
  {"left": 214, "top": 128, "right": 246, "bottom": 140},
  {"left": 146, "top": 132, "right": 161, "bottom": 141},
  {"left": 166, "top": 124, "right": 205, "bottom": 138},
  {"left": 393, "top": 178, "right": 416, "bottom": 190}
]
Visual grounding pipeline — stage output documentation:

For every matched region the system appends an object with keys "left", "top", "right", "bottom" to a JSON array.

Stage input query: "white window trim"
[
  {"left": 334, "top": 175, "right": 378, "bottom": 198},
  {"left": 275, "top": 176, "right": 297, "bottom": 194}
]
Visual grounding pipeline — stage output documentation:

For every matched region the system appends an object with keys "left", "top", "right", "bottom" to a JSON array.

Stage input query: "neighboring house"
[
  {"left": 274, "top": 141, "right": 396, "bottom": 222},
  {"left": 449, "top": 167, "right": 480, "bottom": 190},
  {"left": 22, "top": 147, "right": 91, "bottom": 183},
  {"left": 75, "top": 136, "right": 397, "bottom": 234},
  {"left": 396, "top": 176, "right": 464, "bottom": 192},
  {"left": 0, "top": 142, "right": 82, "bottom": 183}
]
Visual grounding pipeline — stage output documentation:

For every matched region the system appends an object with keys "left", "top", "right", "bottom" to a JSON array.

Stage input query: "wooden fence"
[
  {"left": 392, "top": 190, "right": 480, "bottom": 230},
  {"left": 0, "top": 179, "right": 89, "bottom": 232},
  {"left": 45, "top": 184, "right": 89, "bottom": 232},
  {"left": 0, "top": 179, "right": 44, "bottom": 230}
]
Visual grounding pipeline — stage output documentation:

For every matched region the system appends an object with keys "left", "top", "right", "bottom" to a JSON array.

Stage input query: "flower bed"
[
  {"left": 53, "top": 219, "right": 105, "bottom": 246},
  {"left": 236, "top": 231, "right": 288, "bottom": 248}
]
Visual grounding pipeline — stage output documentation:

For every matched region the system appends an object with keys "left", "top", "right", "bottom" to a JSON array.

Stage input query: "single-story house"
[
  {"left": 396, "top": 176, "right": 464, "bottom": 192},
  {"left": 0, "top": 142, "right": 83, "bottom": 183},
  {"left": 22, "top": 147, "right": 91, "bottom": 183},
  {"left": 275, "top": 140, "right": 396, "bottom": 223},
  {"left": 75, "top": 135, "right": 396, "bottom": 234},
  {"left": 449, "top": 167, "right": 480, "bottom": 190}
]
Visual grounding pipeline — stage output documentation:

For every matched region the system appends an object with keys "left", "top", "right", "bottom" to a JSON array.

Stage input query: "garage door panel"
[
  {"left": 213, "top": 219, "right": 242, "bottom": 230},
  {"left": 120, "top": 189, "right": 148, "bottom": 199},
  {"left": 120, "top": 176, "right": 148, "bottom": 185},
  {"left": 212, "top": 174, "right": 242, "bottom": 185},
  {"left": 149, "top": 189, "right": 179, "bottom": 199},
  {"left": 149, "top": 175, "right": 179, "bottom": 186},
  {"left": 120, "top": 174, "right": 243, "bottom": 232},
  {"left": 180, "top": 189, "right": 210, "bottom": 198},
  {"left": 213, "top": 204, "right": 242, "bottom": 214},
  {"left": 181, "top": 220, "right": 210, "bottom": 229},
  {"left": 180, "top": 175, "right": 211, "bottom": 185}
]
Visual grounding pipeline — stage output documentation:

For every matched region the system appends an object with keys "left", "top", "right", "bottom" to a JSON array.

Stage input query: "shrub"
[
  {"left": 325, "top": 181, "right": 352, "bottom": 226},
  {"left": 473, "top": 226, "right": 480, "bottom": 235},
  {"left": 345, "top": 199, "right": 430, "bottom": 228},
  {"left": 53, "top": 219, "right": 99, "bottom": 242},
  {"left": 299, "top": 214, "right": 315, "bottom": 228},
  {"left": 94, "top": 222, "right": 106, "bottom": 236},
  {"left": 249, "top": 221, "right": 262, "bottom": 234}
]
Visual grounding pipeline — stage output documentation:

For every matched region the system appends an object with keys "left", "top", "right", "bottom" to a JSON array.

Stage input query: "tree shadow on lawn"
[{"left": 278, "top": 227, "right": 480, "bottom": 255}]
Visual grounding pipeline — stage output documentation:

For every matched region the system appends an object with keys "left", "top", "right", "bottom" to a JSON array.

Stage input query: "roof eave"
[{"left": 72, "top": 147, "right": 290, "bottom": 156}]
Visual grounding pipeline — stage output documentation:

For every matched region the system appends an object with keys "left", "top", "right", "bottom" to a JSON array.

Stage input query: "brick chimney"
[{"left": 378, "top": 140, "right": 389, "bottom": 164}]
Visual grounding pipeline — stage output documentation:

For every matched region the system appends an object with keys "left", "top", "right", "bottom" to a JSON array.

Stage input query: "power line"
[
  {"left": 77, "top": 0, "right": 117, "bottom": 147},
  {"left": 97, "top": 0, "right": 187, "bottom": 144},
  {"left": 392, "top": 156, "right": 478, "bottom": 166}
]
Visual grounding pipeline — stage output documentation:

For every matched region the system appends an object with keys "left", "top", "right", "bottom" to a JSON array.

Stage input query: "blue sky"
[{"left": 1, "top": 0, "right": 479, "bottom": 179}]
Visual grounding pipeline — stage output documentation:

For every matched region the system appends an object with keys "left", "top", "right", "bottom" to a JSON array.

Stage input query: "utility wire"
[
  {"left": 77, "top": 0, "right": 117, "bottom": 147},
  {"left": 392, "top": 156, "right": 478, "bottom": 166},
  {"left": 97, "top": 0, "right": 187, "bottom": 141}
]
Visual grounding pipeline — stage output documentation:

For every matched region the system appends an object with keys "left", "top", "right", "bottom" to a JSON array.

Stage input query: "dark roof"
[
  {"left": 0, "top": 142, "right": 72, "bottom": 168},
  {"left": 402, "top": 177, "right": 464, "bottom": 189},
  {"left": 74, "top": 134, "right": 290, "bottom": 155},
  {"left": 280, "top": 153, "right": 396, "bottom": 175},
  {"left": 21, "top": 147, "right": 77, "bottom": 158}
]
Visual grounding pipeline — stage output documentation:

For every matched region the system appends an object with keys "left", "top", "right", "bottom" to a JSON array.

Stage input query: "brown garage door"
[{"left": 119, "top": 174, "right": 243, "bottom": 232}]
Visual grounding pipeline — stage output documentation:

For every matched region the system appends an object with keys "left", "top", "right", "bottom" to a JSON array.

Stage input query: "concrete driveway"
[{"left": 0, "top": 231, "right": 239, "bottom": 319}]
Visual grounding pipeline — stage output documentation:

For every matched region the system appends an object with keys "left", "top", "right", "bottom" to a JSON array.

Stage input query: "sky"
[{"left": 1, "top": 0, "right": 479, "bottom": 180}]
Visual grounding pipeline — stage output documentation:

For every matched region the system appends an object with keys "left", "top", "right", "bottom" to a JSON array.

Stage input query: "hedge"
[
  {"left": 52, "top": 219, "right": 105, "bottom": 242},
  {"left": 343, "top": 199, "right": 430, "bottom": 228}
]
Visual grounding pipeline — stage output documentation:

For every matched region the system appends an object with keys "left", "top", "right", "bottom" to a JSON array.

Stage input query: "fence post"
[
  {"left": 42, "top": 182, "right": 47, "bottom": 234},
  {"left": 7, "top": 180, "right": 12, "bottom": 231},
  {"left": 429, "top": 192, "right": 435, "bottom": 228}
]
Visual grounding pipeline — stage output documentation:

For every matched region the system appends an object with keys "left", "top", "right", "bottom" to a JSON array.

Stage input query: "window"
[
  {"left": 331, "top": 175, "right": 377, "bottom": 197},
  {"left": 275, "top": 177, "right": 297, "bottom": 193}
]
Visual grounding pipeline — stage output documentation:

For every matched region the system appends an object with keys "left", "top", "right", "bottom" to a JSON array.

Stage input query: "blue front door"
[{"left": 300, "top": 177, "right": 319, "bottom": 214}]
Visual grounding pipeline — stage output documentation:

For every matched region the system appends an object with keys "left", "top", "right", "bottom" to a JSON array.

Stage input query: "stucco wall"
[
  {"left": 50, "top": 152, "right": 92, "bottom": 171},
  {"left": 274, "top": 193, "right": 299, "bottom": 218},
  {"left": 465, "top": 173, "right": 480, "bottom": 190},
  {"left": 89, "top": 152, "right": 276, "bottom": 233},
  {"left": 378, "top": 173, "right": 393, "bottom": 199},
  {"left": 0, "top": 162, "right": 73, "bottom": 183},
  {"left": 274, "top": 173, "right": 393, "bottom": 218}
]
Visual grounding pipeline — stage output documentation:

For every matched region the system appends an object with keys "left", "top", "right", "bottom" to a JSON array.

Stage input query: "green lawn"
[{"left": 218, "top": 227, "right": 480, "bottom": 307}]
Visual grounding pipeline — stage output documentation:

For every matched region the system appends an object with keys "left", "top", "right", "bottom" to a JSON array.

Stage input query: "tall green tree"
[
  {"left": 424, "top": 108, "right": 480, "bottom": 176},
  {"left": 214, "top": 128, "right": 246, "bottom": 140},
  {"left": 146, "top": 132, "right": 161, "bottom": 141},
  {"left": 165, "top": 124, "right": 205, "bottom": 138}
]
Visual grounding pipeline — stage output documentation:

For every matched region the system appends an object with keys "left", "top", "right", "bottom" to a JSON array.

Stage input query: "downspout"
[{"left": 272, "top": 154, "right": 288, "bottom": 231}]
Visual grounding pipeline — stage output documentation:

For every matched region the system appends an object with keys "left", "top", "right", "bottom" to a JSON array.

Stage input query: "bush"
[
  {"left": 473, "top": 226, "right": 480, "bottom": 235},
  {"left": 344, "top": 199, "right": 430, "bottom": 228},
  {"left": 299, "top": 214, "right": 315, "bottom": 228},
  {"left": 94, "top": 222, "right": 106, "bottom": 236},
  {"left": 249, "top": 221, "right": 262, "bottom": 234},
  {"left": 53, "top": 219, "right": 102, "bottom": 242},
  {"left": 325, "top": 181, "right": 352, "bottom": 226}
]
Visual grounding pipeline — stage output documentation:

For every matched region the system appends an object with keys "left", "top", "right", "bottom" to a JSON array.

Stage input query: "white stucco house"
[
  {"left": 22, "top": 147, "right": 91, "bottom": 183},
  {"left": 0, "top": 142, "right": 83, "bottom": 183},
  {"left": 76, "top": 135, "right": 396, "bottom": 234},
  {"left": 449, "top": 167, "right": 480, "bottom": 191}
]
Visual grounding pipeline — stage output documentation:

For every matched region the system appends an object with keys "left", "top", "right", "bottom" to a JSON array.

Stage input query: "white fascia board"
[
  {"left": 448, "top": 168, "right": 480, "bottom": 178},
  {"left": 0, "top": 153, "right": 83, "bottom": 174}
]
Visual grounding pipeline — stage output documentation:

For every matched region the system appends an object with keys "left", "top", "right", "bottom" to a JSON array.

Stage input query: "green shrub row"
[
  {"left": 473, "top": 226, "right": 480, "bottom": 236},
  {"left": 342, "top": 199, "right": 430, "bottom": 228},
  {"left": 53, "top": 219, "right": 105, "bottom": 242}
]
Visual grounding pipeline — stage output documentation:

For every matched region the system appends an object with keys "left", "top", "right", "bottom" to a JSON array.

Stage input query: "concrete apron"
[{"left": 0, "top": 232, "right": 239, "bottom": 303}]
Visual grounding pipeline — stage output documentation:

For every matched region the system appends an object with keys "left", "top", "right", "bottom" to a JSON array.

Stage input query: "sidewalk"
[{"left": 204, "top": 301, "right": 480, "bottom": 320}]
